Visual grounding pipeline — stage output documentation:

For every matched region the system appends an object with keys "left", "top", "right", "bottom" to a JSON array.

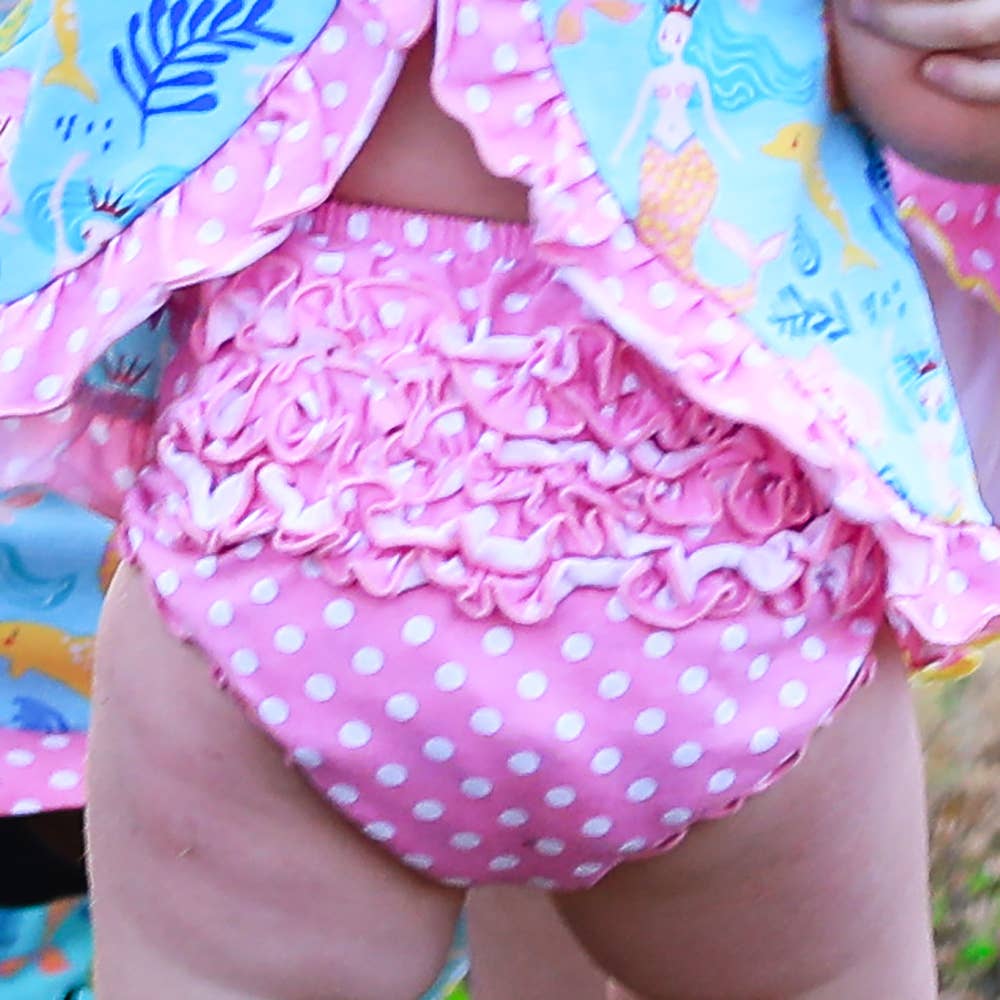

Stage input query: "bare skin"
[{"left": 87, "top": 27, "right": 946, "bottom": 1000}]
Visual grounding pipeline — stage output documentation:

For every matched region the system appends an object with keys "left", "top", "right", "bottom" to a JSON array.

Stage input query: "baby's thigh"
[
  {"left": 555, "top": 633, "right": 936, "bottom": 1000},
  {"left": 87, "top": 565, "right": 463, "bottom": 1000}
]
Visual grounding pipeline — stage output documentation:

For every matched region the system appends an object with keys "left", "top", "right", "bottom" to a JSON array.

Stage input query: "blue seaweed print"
[
  {"left": 11, "top": 696, "right": 71, "bottom": 734},
  {"left": 111, "top": 0, "right": 294, "bottom": 142}
]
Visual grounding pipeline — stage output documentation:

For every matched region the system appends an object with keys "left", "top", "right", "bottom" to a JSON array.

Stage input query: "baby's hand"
[{"left": 849, "top": 0, "right": 1000, "bottom": 102}]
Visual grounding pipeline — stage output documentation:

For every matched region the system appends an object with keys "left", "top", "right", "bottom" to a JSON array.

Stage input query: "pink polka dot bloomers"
[
  {"left": 5, "top": 1, "right": 1000, "bottom": 881},
  {"left": 119, "top": 203, "right": 887, "bottom": 888}
]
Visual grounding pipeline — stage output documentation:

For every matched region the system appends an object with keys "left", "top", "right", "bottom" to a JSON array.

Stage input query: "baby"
[{"left": 1, "top": 2, "right": 1000, "bottom": 999}]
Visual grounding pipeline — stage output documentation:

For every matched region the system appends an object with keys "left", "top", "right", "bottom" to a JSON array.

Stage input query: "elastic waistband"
[{"left": 310, "top": 199, "right": 536, "bottom": 261}]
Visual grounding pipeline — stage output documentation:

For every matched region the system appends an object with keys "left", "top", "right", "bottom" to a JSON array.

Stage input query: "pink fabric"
[
  {"left": 0, "top": 730, "right": 87, "bottom": 817},
  {"left": 120, "top": 204, "right": 885, "bottom": 887},
  {"left": 892, "top": 158, "right": 1000, "bottom": 315}
]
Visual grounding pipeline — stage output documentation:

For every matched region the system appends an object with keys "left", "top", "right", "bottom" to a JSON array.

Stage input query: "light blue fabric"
[
  {"left": 0, "top": 0, "right": 339, "bottom": 305},
  {"left": 543, "top": 0, "right": 988, "bottom": 524}
]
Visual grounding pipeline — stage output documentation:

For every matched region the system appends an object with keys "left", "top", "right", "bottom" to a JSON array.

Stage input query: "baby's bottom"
[{"left": 88, "top": 566, "right": 936, "bottom": 1000}]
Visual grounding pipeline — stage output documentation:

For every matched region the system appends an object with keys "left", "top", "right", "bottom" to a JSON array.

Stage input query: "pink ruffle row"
[
  {"left": 129, "top": 203, "right": 886, "bottom": 638},
  {"left": 892, "top": 157, "right": 1000, "bottom": 315}
]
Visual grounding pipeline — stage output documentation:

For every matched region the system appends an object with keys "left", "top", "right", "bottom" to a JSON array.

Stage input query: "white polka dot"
[
  {"left": 525, "top": 405, "right": 548, "bottom": 431},
  {"left": 365, "top": 821, "right": 396, "bottom": 842},
  {"left": 800, "top": 636, "right": 826, "bottom": 661},
  {"left": 499, "top": 808, "right": 529, "bottom": 827},
  {"left": 274, "top": 625, "right": 305, "bottom": 654},
  {"left": 535, "top": 838, "right": 565, "bottom": 857},
  {"left": 720, "top": 624, "right": 748, "bottom": 651},
  {"left": 457, "top": 4, "right": 480, "bottom": 34},
  {"left": 644, "top": 631, "right": 675, "bottom": 658},
  {"left": 678, "top": 665, "right": 708, "bottom": 695},
  {"left": 5, "top": 749, "right": 34, "bottom": 767},
  {"left": 582, "top": 816, "right": 613, "bottom": 837},
  {"left": 488, "top": 855, "right": 520, "bottom": 872},
  {"left": 403, "top": 216, "right": 429, "bottom": 247},
  {"left": 414, "top": 799, "right": 445, "bottom": 822},
  {"left": 508, "top": 750, "right": 541, "bottom": 775},
  {"left": 493, "top": 42, "right": 518, "bottom": 72},
  {"left": 195, "top": 556, "right": 218, "bottom": 579},
  {"left": 97, "top": 287, "right": 121, "bottom": 315},
  {"left": 155, "top": 569, "right": 180, "bottom": 597},
  {"left": 321, "top": 24, "right": 347, "bottom": 52},
  {"left": 574, "top": 862, "right": 603, "bottom": 879},
  {"left": 404, "top": 854, "right": 434, "bottom": 870},
  {"left": 423, "top": 737, "right": 455, "bottom": 762},
  {"left": 750, "top": 727, "right": 780, "bottom": 754},
  {"left": 466, "top": 84, "right": 491, "bottom": 113},
  {"left": 714, "top": 698, "right": 738, "bottom": 726},
  {"left": 708, "top": 769, "right": 736, "bottom": 794},
  {"left": 591, "top": 747, "right": 622, "bottom": 775},
  {"left": 213, "top": 165, "right": 238, "bottom": 193},
  {"left": 946, "top": 570, "right": 969, "bottom": 595},
  {"left": 606, "top": 595, "right": 629, "bottom": 622},
  {"left": 327, "top": 784, "right": 359, "bottom": 805},
  {"left": 292, "top": 748, "right": 323, "bottom": 769},
  {"left": 503, "top": 292, "right": 530, "bottom": 314},
  {"left": 627, "top": 777, "right": 658, "bottom": 802},
  {"left": 435, "top": 661, "right": 466, "bottom": 691},
  {"left": 936, "top": 200, "right": 957, "bottom": 223},
  {"left": 49, "top": 769, "right": 81, "bottom": 790},
  {"left": 662, "top": 807, "right": 693, "bottom": 826},
  {"left": 562, "top": 632, "right": 594, "bottom": 662},
  {"left": 353, "top": 646, "right": 384, "bottom": 675},
  {"left": 748, "top": 654, "right": 771, "bottom": 680},
  {"left": 40, "top": 735, "right": 70, "bottom": 751},
  {"left": 386, "top": 693, "right": 420, "bottom": 722},
  {"left": 379, "top": 301, "right": 406, "bottom": 329},
  {"left": 470, "top": 707, "right": 503, "bottom": 736},
  {"left": 315, "top": 251, "right": 345, "bottom": 275},
  {"left": 973, "top": 248, "right": 995, "bottom": 272},
  {"left": 545, "top": 786, "right": 576, "bottom": 808},
  {"left": 649, "top": 281, "right": 676, "bottom": 308},
  {"left": 451, "top": 832, "right": 482, "bottom": 850},
  {"left": 323, "top": 599, "right": 355, "bottom": 629},
  {"left": 305, "top": 674, "right": 336, "bottom": 702},
  {"left": 402, "top": 614, "right": 435, "bottom": 646},
  {"left": 619, "top": 837, "right": 647, "bottom": 854},
  {"left": 34, "top": 375, "right": 63, "bottom": 402},
  {"left": 482, "top": 626, "right": 514, "bottom": 655},
  {"left": 0, "top": 346, "right": 24, "bottom": 372},
  {"left": 466, "top": 220, "right": 491, "bottom": 252},
  {"left": 251, "top": 577, "right": 280, "bottom": 604},
  {"left": 197, "top": 219, "right": 226, "bottom": 246},
  {"left": 980, "top": 535, "right": 1000, "bottom": 562},
  {"left": 258, "top": 697, "right": 290, "bottom": 726},
  {"left": 236, "top": 539, "right": 264, "bottom": 560},
  {"left": 347, "top": 212, "right": 370, "bottom": 241},
  {"left": 779, "top": 680, "right": 808, "bottom": 708},
  {"left": 598, "top": 671, "right": 631, "bottom": 700},
  {"left": 461, "top": 777, "right": 493, "bottom": 799},
  {"left": 517, "top": 671, "right": 548, "bottom": 700},
  {"left": 555, "top": 711, "right": 585, "bottom": 741},
  {"left": 339, "top": 721, "right": 372, "bottom": 749},
  {"left": 672, "top": 742, "right": 702, "bottom": 768},
  {"left": 634, "top": 707, "right": 666, "bottom": 735},
  {"left": 783, "top": 615, "right": 806, "bottom": 638},
  {"left": 10, "top": 800, "right": 42, "bottom": 815},
  {"left": 230, "top": 649, "right": 259, "bottom": 676},
  {"left": 208, "top": 600, "right": 234, "bottom": 627}
]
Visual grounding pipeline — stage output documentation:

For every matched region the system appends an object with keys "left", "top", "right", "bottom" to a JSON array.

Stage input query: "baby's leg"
[
  {"left": 87, "top": 566, "right": 463, "bottom": 1000},
  {"left": 556, "top": 632, "right": 936, "bottom": 1000}
]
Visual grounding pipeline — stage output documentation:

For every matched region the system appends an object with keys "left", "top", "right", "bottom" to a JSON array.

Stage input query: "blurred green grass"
[{"left": 918, "top": 669, "right": 1000, "bottom": 999}]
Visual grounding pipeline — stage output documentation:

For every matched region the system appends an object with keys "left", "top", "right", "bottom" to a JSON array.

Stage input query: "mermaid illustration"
[{"left": 612, "top": 0, "right": 816, "bottom": 309}]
